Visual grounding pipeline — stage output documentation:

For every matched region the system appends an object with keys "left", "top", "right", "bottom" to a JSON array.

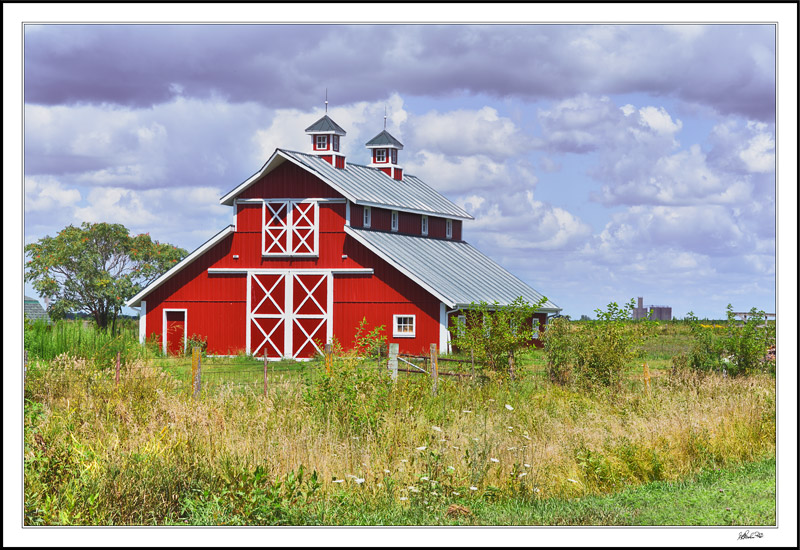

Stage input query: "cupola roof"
[
  {"left": 365, "top": 129, "right": 403, "bottom": 149},
  {"left": 305, "top": 115, "right": 347, "bottom": 135}
]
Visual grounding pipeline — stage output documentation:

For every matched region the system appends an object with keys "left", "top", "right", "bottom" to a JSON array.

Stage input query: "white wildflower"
[
  {"left": 507, "top": 447, "right": 517, "bottom": 451},
  {"left": 534, "top": 487, "right": 540, "bottom": 493},
  {"left": 447, "top": 466, "right": 455, "bottom": 471},
  {"left": 522, "top": 434, "right": 531, "bottom": 440},
  {"left": 452, "top": 491, "right": 460, "bottom": 496},
  {"left": 332, "top": 479, "right": 344, "bottom": 483},
  {"left": 488, "top": 399, "right": 495, "bottom": 402},
  {"left": 462, "top": 410, "right": 472, "bottom": 413},
  {"left": 400, "top": 459, "right": 408, "bottom": 463},
  {"left": 524, "top": 464, "right": 531, "bottom": 468},
  {"left": 567, "top": 478, "right": 578, "bottom": 484},
  {"left": 399, "top": 497, "right": 408, "bottom": 501},
  {"left": 505, "top": 404, "right": 514, "bottom": 410},
  {"left": 420, "top": 476, "right": 429, "bottom": 481},
  {"left": 355, "top": 478, "right": 365, "bottom": 484},
  {"left": 416, "top": 446, "right": 427, "bottom": 451},
  {"left": 384, "top": 469, "right": 391, "bottom": 474},
  {"left": 432, "top": 426, "right": 442, "bottom": 432},
  {"left": 518, "top": 472, "right": 527, "bottom": 478},
  {"left": 470, "top": 486, "right": 478, "bottom": 491},
  {"left": 409, "top": 486, "right": 419, "bottom": 493},
  {"left": 490, "top": 458, "right": 499, "bottom": 463}
]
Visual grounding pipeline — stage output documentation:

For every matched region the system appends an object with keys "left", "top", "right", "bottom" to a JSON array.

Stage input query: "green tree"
[
  {"left": 25, "top": 222, "right": 187, "bottom": 331},
  {"left": 449, "top": 296, "right": 548, "bottom": 378}
]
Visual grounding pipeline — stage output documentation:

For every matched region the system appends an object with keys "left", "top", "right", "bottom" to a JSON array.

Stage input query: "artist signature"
[{"left": 738, "top": 530, "right": 764, "bottom": 540}]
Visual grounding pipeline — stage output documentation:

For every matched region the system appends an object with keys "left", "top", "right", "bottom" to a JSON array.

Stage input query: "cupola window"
[
  {"left": 375, "top": 149, "right": 387, "bottom": 163},
  {"left": 315, "top": 135, "right": 328, "bottom": 150},
  {"left": 332, "top": 135, "right": 339, "bottom": 152}
]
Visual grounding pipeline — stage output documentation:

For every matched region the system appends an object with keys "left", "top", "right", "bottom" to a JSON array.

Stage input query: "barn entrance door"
[
  {"left": 248, "top": 271, "right": 332, "bottom": 359},
  {"left": 164, "top": 310, "right": 186, "bottom": 356}
]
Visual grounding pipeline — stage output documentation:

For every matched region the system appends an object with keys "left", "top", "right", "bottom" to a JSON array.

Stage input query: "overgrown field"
[{"left": 24, "top": 336, "right": 776, "bottom": 525}]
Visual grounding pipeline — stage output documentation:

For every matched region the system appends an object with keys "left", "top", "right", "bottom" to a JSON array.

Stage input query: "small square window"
[
  {"left": 375, "top": 149, "right": 387, "bottom": 163},
  {"left": 421, "top": 215, "right": 428, "bottom": 236},
  {"left": 363, "top": 206, "right": 371, "bottom": 228},
  {"left": 391, "top": 211, "right": 399, "bottom": 232},
  {"left": 315, "top": 135, "right": 328, "bottom": 150},
  {"left": 393, "top": 315, "right": 416, "bottom": 338},
  {"left": 446, "top": 219, "right": 453, "bottom": 239}
]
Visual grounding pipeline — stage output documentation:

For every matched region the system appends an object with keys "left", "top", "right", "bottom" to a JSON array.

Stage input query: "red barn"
[{"left": 126, "top": 114, "right": 561, "bottom": 358}]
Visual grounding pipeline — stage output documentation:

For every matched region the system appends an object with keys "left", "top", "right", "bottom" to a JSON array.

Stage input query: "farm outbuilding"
[{"left": 126, "top": 115, "right": 560, "bottom": 358}]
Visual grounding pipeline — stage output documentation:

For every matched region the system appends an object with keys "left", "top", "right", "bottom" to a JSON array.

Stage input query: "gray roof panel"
[
  {"left": 345, "top": 227, "right": 560, "bottom": 311},
  {"left": 279, "top": 150, "right": 472, "bottom": 220}
]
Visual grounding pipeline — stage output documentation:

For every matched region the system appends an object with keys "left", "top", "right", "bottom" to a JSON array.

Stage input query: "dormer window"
[
  {"left": 315, "top": 135, "right": 328, "bottom": 150},
  {"left": 421, "top": 215, "right": 428, "bottom": 236},
  {"left": 391, "top": 210, "right": 399, "bottom": 232},
  {"left": 446, "top": 219, "right": 453, "bottom": 239},
  {"left": 375, "top": 149, "right": 387, "bottom": 163},
  {"left": 363, "top": 206, "right": 371, "bottom": 228}
]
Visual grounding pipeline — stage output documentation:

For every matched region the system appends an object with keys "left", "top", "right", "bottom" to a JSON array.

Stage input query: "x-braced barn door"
[{"left": 247, "top": 271, "right": 332, "bottom": 359}]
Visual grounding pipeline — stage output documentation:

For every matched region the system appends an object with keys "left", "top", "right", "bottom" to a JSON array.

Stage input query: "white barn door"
[{"left": 247, "top": 271, "right": 332, "bottom": 359}]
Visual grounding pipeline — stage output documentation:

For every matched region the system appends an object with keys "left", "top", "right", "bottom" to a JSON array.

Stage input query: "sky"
[{"left": 19, "top": 22, "right": 782, "bottom": 320}]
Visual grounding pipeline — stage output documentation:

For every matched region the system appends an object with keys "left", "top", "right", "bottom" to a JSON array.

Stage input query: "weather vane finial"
[
  {"left": 384, "top": 105, "right": 387, "bottom": 129},
  {"left": 325, "top": 89, "right": 328, "bottom": 113}
]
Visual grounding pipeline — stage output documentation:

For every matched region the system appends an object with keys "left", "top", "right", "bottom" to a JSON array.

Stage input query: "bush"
[{"left": 542, "top": 316, "right": 573, "bottom": 385}]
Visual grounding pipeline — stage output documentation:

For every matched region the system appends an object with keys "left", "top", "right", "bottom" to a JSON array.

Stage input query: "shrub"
[{"left": 542, "top": 316, "right": 574, "bottom": 385}]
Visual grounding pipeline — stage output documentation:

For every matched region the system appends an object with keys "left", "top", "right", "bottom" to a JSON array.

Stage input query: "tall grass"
[
  {"left": 24, "top": 319, "right": 148, "bottom": 368},
  {"left": 24, "top": 351, "right": 775, "bottom": 525}
]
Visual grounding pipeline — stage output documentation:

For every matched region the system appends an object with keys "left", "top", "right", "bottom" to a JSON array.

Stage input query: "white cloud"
[
  {"left": 739, "top": 132, "right": 775, "bottom": 173},
  {"left": 24, "top": 176, "right": 81, "bottom": 212},
  {"left": 638, "top": 106, "right": 682, "bottom": 135}
]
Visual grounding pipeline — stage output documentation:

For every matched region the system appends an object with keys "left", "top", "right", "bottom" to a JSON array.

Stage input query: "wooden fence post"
[
  {"left": 431, "top": 343, "right": 438, "bottom": 396},
  {"left": 388, "top": 343, "right": 399, "bottom": 381},
  {"left": 192, "top": 346, "right": 201, "bottom": 398},
  {"left": 115, "top": 351, "right": 121, "bottom": 386},
  {"left": 325, "top": 343, "right": 332, "bottom": 376},
  {"left": 264, "top": 356, "right": 269, "bottom": 397}
]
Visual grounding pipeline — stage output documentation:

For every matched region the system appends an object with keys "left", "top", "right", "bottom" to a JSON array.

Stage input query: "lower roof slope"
[{"left": 344, "top": 227, "right": 560, "bottom": 312}]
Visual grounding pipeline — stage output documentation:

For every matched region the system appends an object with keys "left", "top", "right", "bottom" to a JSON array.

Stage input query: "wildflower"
[
  {"left": 447, "top": 466, "right": 455, "bottom": 471},
  {"left": 507, "top": 447, "right": 517, "bottom": 451},
  {"left": 470, "top": 486, "right": 478, "bottom": 491},
  {"left": 409, "top": 486, "right": 420, "bottom": 493},
  {"left": 534, "top": 488, "right": 540, "bottom": 493},
  {"left": 505, "top": 404, "right": 514, "bottom": 410},
  {"left": 400, "top": 459, "right": 408, "bottom": 463},
  {"left": 567, "top": 478, "right": 578, "bottom": 484},
  {"left": 462, "top": 410, "right": 472, "bottom": 413},
  {"left": 490, "top": 458, "right": 499, "bottom": 463},
  {"left": 416, "top": 446, "right": 427, "bottom": 451},
  {"left": 384, "top": 469, "right": 391, "bottom": 474},
  {"left": 399, "top": 497, "right": 408, "bottom": 501},
  {"left": 518, "top": 472, "right": 527, "bottom": 478},
  {"left": 355, "top": 478, "right": 365, "bottom": 484},
  {"left": 524, "top": 464, "right": 531, "bottom": 468},
  {"left": 488, "top": 399, "right": 495, "bottom": 402},
  {"left": 420, "top": 476, "right": 429, "bottom": 481},
  {"left": 333, "top": 479, "right": 344, "bottom": 483},
  {"left": 522, "top": 434, "right": 531, "bottom": 440},
  {"left": 452, "top": 491, "right": 460, "bottom": 496},
  {"left": 432, "top": 426, "right": 442, "bottom": 432}
]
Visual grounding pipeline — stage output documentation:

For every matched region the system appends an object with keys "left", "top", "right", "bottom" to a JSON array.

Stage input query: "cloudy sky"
[{"left": 15, "top": 13, "right": 789, "bottom": 320}]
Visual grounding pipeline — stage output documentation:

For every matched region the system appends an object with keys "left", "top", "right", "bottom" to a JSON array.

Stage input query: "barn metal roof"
[
  {"left": 344, "top": 227, "right": 561, "bottom": 312},
  {"left": 221, "top": 149, "right": 472, "bottom": 220},
  {"left": 24, "top": 295, "right": 50, "bottom": 322},
  {"left": 304, "top": 115, "right": 347, "bottom": 135},
  {"left": 365, "top": 130, "right": 404, "bottom": 149}
]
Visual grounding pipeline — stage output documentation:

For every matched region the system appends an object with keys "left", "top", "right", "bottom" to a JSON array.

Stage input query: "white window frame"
[
  {"left": 391, "top": 210, "right": 399, "bottom": 232},
  {"left": 262, "top": 200, "right": 319, "bottom": 257},
  {"left": 315, "top": 135, "right": 328, "bottom": 150},
  {"left": 532, "top": 318, "right": 541, "bottom": 339},
  {"left": 421, "top": 215, "right": 428, "bottom": 236},
  {"left": 393, "top": 314, "right": 416, "bottom": 338},
  {"left": 375, "top": 148, "right": 387, "bottom": 163},
  {"left": 446, "top": 219, "right": 453, "bottom": 239},
  {"left": 363, "top": 205, "right": 371, "bottom": 228},
  {"left": 457, "top": 314, "right": 467, "bottom": 339}
]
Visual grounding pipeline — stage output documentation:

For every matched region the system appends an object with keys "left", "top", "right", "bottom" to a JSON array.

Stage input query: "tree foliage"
[
  {"left": 449, "top": 296, "right": 548, "bottom": 377},
  {"left": 25, "top": 222, "right": 187, "bottom": 330}
]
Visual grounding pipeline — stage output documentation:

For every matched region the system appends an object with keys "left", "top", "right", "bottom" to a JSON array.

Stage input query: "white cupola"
[
  {"left": 305, "top": 114, "right": 347, "bottom": 169},
  {"left": 366, "top": 129, "right": 404, "bottom": 181}
]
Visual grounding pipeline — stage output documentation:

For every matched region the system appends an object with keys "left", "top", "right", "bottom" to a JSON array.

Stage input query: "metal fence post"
[
  {"left": 192, "top": 346, "right": 201, "bottom": 398},
  {"left": 325, "top": 343, "right": 332, "bottom": 376},
  {"left": 388, "top": 343, "right": 399, "bottom": 381},
  {"left": 431, "top": 343, "right": 438, "bottom": 396}
]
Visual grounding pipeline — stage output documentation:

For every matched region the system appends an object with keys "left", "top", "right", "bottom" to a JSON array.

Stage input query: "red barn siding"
[{"left": 239, "top": 161, "right": 344, "bottom": 200}]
